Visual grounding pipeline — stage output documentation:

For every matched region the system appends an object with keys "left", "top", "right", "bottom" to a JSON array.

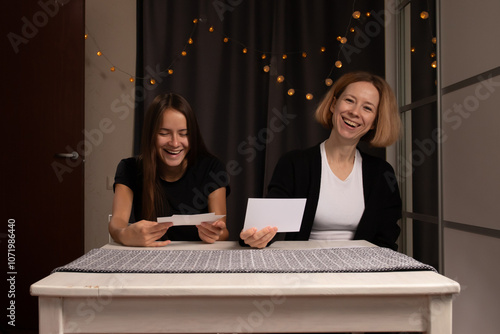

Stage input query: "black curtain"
[{"left": 135, "top": 0, "right": 386, "bottom": 240}]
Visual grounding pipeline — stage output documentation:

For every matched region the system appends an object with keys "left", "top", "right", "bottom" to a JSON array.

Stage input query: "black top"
[
  {"left": 114, "top": 154, "right": 230, "bottom": 241},
  {"left": 263, "top": 144, "right": 402, "bottom": 250}
]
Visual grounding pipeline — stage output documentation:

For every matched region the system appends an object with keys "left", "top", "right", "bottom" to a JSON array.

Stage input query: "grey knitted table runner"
[{"left": 52, "top": 247, "right": 436, "bottom": 274}]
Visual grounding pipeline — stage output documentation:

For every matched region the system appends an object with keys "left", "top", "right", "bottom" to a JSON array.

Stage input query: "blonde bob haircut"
[{"left": 315, "top": 71, "right": 401, "bottom": 147}]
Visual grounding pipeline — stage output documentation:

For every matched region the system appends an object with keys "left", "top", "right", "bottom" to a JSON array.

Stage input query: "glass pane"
[
  {"left": 398, "top": 2, "right": 412, "bottom": 107},
  {"left": 413, "top": 220, "right": 439, "bottom": 269},
  {"left": 410, "top": 0, "right": 437, "bottom": 102},
  {"left": 402, "top": 103, "right": 438, "bottom": 217}
]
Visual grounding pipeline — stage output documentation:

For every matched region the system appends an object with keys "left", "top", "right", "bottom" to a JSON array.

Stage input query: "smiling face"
[
  {"left": 156, "top": 108, "right": 190, "bottom": 172},
  {"left": 330, "top": 81, "right": 379, "bottom": 145}
]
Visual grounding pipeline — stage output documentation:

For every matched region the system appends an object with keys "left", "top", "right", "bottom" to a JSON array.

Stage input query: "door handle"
[{"left": 55, "top": 151, "right": 79, "bottom": 160}]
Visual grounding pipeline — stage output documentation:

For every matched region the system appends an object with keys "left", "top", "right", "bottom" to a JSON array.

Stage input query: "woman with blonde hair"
[{"left": 241, "top": 71, "right": 402, "bottom": 249}]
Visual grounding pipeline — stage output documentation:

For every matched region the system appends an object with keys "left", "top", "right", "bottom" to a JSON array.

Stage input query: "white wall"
[
  {"left": 85, "top": 0, "right": 136, "bottom": 250},
  {"left": 440, "top": 0, "right": 500, "bottom": 332}
]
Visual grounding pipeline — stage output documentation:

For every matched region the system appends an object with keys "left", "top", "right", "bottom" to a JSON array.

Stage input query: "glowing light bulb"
[
  {"left": 411, "top": 47, "right": 415, "bottom": 53},
  {"left": 277, "top": 75, "right": 285, "bottom": 83},
  {"left": 420, "top": 11, "right": 429, "bottom": 19},
  {"left": 209, "top": 26, "right": 214, "bottom": 32},
  {"left": 84, "top": 34, "right": 88, "bottom": 40},
  {"left": 261, "top": 54, "right": 267, "bottom": 59},
  {"left": 263, "top": 65, "right": 270, "bottom": 72},
  {"left": 188, "top": 38, "right": 193, "bottom": 44},
  {"left": 193, "top": 18, "right": 198, "bottom": 23},
  {"left": 150, "top": 79, "right": 156, "bottom": 85},
  {"left": 302, "top": 52, "right": 307, "bottom": 58},
  {"left": 306, "top": 93, "right": 313, "bottom": 100},
  {"left": 320, "top": 47, "right": 326, "bottom": 52},
  {"left": 129, "top": 77, "right": 134, "bottom": 82},
  {"left": 337, "top": 36, "right": 342, "bottom": 41},
  {"left": 325, "top": 78, "right": 333, "bottom": 86},
  {"left": 432, "top": 37, "right": 437, "bottom": 44},
  {"left": 223, "top": 37, "right": 229, "bottom": 43},
  {"left": 181, "top": 50, "right": 187, "bottom": 56},
  {"left": 168, "top": 69, "right": 173, "bottom": 75},
  {"left": 431, "top": 61, "right": 437, "bottom": 68},
  {"left": 366, "top": 12, "right": 371, "bottom": 17},
  {"left": 288, "top": 89, "right": 295, "bottom": 96},
  {"left": 96, "top": 51, "right": 102, "bottom": 56},
  {"left": 350, "top": 27, "right": 355, "bottom": 33},
  {"left": 110, "top": 66, "right": 115, "bottom": 72},
  {"left": 353, "top": 11, "right": 361, "bottom": 19},
  {"left": 335, "top": 60, "right": 342, "bottom": 68},
  {"left": 430, "top": 52, "right": 436, "bottom": 58},
  {"left": 282, "top": 54, "right": 287, "bottom": 60},
  {"left": 340, "top": 37, "right": 347, "bottom": 44},
  {"left": 242, "top": 48, "right": 248, "bottom": 53}
]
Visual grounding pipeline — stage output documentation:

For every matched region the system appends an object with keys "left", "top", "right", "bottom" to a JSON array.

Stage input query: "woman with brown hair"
[
  {"left": 240, "top": 71, "right": 402, "bottom": 249},
  {"left": 109, "top": 93, "right": 230, "bottom": 247}
]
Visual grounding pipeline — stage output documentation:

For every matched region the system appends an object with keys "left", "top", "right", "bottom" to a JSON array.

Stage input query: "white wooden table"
[{"left": 30, "top": 240, "right": 460, "bottom": 333}]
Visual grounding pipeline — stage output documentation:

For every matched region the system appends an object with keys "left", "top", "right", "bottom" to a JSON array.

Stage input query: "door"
[{"left": 1, "top": 0, "right": 85, "bottom": 331}]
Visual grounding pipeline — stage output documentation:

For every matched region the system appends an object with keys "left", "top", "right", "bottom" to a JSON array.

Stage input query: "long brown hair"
[
  {"left": 315, "top": 71, "right": 401, "bottom": 147},
  {"left": 140, "top": 93, "right": 209, "bottom": 220}
]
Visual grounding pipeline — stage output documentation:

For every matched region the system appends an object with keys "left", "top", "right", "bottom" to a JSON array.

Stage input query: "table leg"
[
  {"left": 39, "top": 297, "right": 64, "bottom": 334},
  {"left": 425, "top": 295, "right": 453, "bottom": 334}
]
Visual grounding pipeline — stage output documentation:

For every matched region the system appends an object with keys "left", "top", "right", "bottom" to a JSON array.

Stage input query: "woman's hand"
[
  {"left": 197, "top": 220, "right": 228, "bottom": 243},
  {"left": 116, "top": 220, "right": 173, "bottom": 247},
  {"left": 240, "top": 226, "right": 278, "bottom": 248}
]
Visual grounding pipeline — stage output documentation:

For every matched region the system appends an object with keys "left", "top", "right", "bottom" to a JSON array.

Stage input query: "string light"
[
  {"left": 431, "top": 60, "right": 437, "bottom": 68},
  {"left": 420, "top": 11, "right": 429, "bottom": 19},
  {"left": 85, "top": 15, "right": 200, "bottom": 83},
  {"left": 87, "top": 3, "right": 390, "bottom": 98}
]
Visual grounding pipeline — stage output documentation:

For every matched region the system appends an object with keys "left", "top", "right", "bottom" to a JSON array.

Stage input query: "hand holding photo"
[
  {"left": 242, "top": 198, "right": 306, "bottom": 232},
  {"left": 157, "top": 213, "right": 226, "bottom": 226}
]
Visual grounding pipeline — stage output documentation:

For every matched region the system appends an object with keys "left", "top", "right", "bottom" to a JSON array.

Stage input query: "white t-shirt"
[{"left": 309, "top": 142, "right": 364, "bottom": 240}]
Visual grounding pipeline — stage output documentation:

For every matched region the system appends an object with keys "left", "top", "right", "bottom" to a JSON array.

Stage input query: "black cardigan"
[{"left": 264, "top": 144, "right": 402, "bottom": 250}]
